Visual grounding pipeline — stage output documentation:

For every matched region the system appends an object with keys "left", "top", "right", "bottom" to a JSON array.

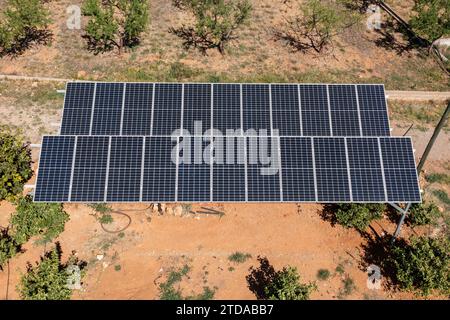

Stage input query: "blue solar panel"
[
  {"left": 106, "top": 137, "right": 143, "bottom": 202},
  {"left": 346, "top": 137, "right": 386, "bottom": 202},
  {"left": 183, "top": 84, "right": 211, "bottom": 135},
  {"left": 328, "top": 85, "right": 361, "bottom": 136},
  {"left": 314, "top": 137, "right": 350, "bottom": 202},
  {"left": 34, "top": 136, "right": 75, "bottom": 202},
  {"left": 122, "top": 83, "right": 152, "bottom": 135},
  {"left": 60, "top": 82, "right": 95, "bottom": 135},
  {"left": 271, "top": 84, "right": 301, "bottom": 136},
  {"left": 243, "top": 84, "right": 271, "bottom": 133},
  {"left": 142, "top": 136, "right": 177, "bottom": 202},
  {"left": 71, "top": 136, "right": 109, "bottom": 202},
  {"left": 212, "top": 136, "right": 246, "bottom": 201},
  {"left": 91, "top": 83, "right": 124, "bottom": 135},
  {"left": 280, "top": 137, "right": 315, "bottom": 201},
  {"left": 152, "top": 83, "right": 182, "bottom": 135},
  {"left": 299, "top": 85, "right": 331, "bottom": 136},
  {"left": 213, "top": 84, "right": 241, "bottom": 135},
  {"left": 357, "top": 85, "right": 390, "bottom": 136}
]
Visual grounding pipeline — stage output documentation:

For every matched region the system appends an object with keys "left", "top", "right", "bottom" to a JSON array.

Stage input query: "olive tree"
[{"left": 264, "top": 266, "right": 316, "bottom": 300}]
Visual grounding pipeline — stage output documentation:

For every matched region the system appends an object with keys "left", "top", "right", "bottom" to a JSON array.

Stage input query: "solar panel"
[
  {"left": 35, "top": 135, "right": 420, "bottom": 203},
  {"left": 60, "top": 82, "right": 392, "bottom": 138}
]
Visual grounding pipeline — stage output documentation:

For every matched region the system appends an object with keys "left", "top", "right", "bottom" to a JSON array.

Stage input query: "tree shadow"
[
  {"left": 246, "top": 256, "right": 277, "bottom": 299},
  {"left": 373, "top": 19, "right": 426, "bottom": 56},
  {"left": 318, "top": 204, "right": 339, "bottom": 227},
  {"left": 0, "top": 27, "right": 53, "bottom": 58}
]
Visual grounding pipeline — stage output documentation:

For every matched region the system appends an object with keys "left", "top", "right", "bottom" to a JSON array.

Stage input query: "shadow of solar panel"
[
  {"left": 34, "top": 136, "right": 75, "bottom": 202},
  {"left": 152, "top": 83, "right": 182, "bottom": 135},
  {"left": 243, "top": 84, "right": 271, "bottom": 133},
  {"left": 122, "top": 83, "right": 152, "bottom": 135},
  {"left": 213, "top": 84, "right": 241, "bottom": 134}
]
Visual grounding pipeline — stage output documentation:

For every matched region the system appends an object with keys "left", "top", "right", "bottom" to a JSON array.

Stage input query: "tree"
[
  {"left": 82, "top": 0, "right": 149, "bottom": 54},
  {"left": 0, "top": 0, "right": 52, "bottom": 57},
  {"left": 0, "top": 130, "right": 33, "bottom": 201},
  {"left": 390, "top": 236, "right": 449, "bottom": 296},
  {"left": 264, "top": 266, "right": 316, "bottom": 300},
  {"left": 410, "top": 0, "right": 450, "bottom": 43},
  {"left": 406, "top": 202, "right": 441, "bottom": 227},
  {"left": 18, "top": 245, "right": 85, "bottom": 300},
  {"left": 335, "top": 204, "right": 385, "bottom": 232},
  {"left": 169, "top": 0, "right": 252, "bottom": 54},
  {"left": 10, "top": 195, "right": 70, "bottom": 245},
  {"left": 273, "top": 0, "right": 359, "bottom": 54}
]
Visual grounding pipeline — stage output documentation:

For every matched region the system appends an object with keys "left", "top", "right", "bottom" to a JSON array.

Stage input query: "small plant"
[
  {"left": 18, "top": 245, "right": 85, "bottom": 300},
  {"left": 0, "top": 0, "right": 52, "bottom": 57},
  {"left": 264, "top": 266, "right": 316, "bottom": 300},
  {"left": 169, "top": 0, "right": 252, "bottom": 54},
  {"left": 88, "top": 203, "right": 114, "bottom": 224},
  {"left": 10, "top": 196, "right": 70, "bottom": 245},
  {"left": 407, "top": 202, "right": 441, "bottom": 227},
  {"left": 316, "top": 269, "right": 331, "bottom": 280},
  {"left": 410, "top": 0, "right": 450, "bottom": 44},
  {"left": 338, "top": 276, "right": 356, "bottom": 298},
  {"left": 228, "top": 251, "right": 251, "bottom": 264},
  {"left": 432, "top": 190, "right": 450, "bottom": 206},
  {"left": 0, "top": 130, "right": 33, "bottom": 201},
  {"left": 390, "top": 236, "right": 449, "bottom": 296},
  {"left": 426, "top": 173, "right": 450, "bottom": 185},
  {"left": 334, "top": 204, "right": 385, "bottom": 232},
  {"left": 99, "top": 214, "right": 114, "bottom": 224},
  {"left": 114, "top": 264, "right": 121, "bottom": 271},
  {"left": 335, "top": 263, "right": 345, "bottom": 275},
  {"left": 82, "top": 0, "right": 149, "bottom": 54}
]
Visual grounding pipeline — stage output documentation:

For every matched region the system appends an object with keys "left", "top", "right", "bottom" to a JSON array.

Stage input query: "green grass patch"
[
  {"left": 228, "top": 252, "right": 252, "bottom": 264},
  {"left": 432, "top": 190, "right": 450, "bottom": 206},
  {"left": 316, "top": 269, "right": 331, "bottom": 281},
  {"left": 426, "top": 173, "right": 450, "bottom": 185}
]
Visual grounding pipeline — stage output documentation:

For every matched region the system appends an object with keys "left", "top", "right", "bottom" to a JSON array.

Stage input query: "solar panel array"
[
  {"left": 34, "top": 81, "right": 421, "bottom": 203},
  {"left": 60, "top": 82, "right": 391, "bottom": 137},
  {"left": 34, "top": 135, "right": 421, "bottom": 203}
]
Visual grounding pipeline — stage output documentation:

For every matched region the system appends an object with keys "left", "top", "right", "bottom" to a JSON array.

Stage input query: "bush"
[
  {"left": 82, "top": 0, "right": 149, "bottom": 54},
  {"left": 316, "top": 269, "right": 330, "bottom": 280},
  {"left": 335, "top": 204, "right": 385, "bottom": 232},
  {"left": 410, "top": 0, "right": 450, "bottom": 43},
  {"left": 228, "top": 251, "right": 251, "bottom": 263},
  {"left": 0, "top": 130, "right": 33, "bottom": 201},
  {"left": 0, "top": 0, "right": 52, "bottom": 57},
  {"left": 169, "top": 0, "right": 252, "bottom": 54},
  {"left": 273, "top": 0, "right": 359, "bottom": 54},
  {"left": 10, "top": 196, "right": 70, "bottom": 245},
  {"left": 391, "top": 236, "right": 449, "bottom": 296},
  {"left": 264, "top": 266, "right": 316, "bottom": 300},
  {"left": 0, "top": 229, "right": 21, "bottom": 270},
  {"left": 407, "top": 202, "right": 441, "bottom": 227},
  {"left": 18, "top": 245, "right": 85, "bottom": 300}
]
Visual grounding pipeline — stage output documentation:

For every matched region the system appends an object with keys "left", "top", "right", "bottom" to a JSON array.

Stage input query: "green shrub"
[
  {"left": 0, "top": 130, "right": 33, "bottom": 201},
  {"left": 0, "top": 0, "right": 52, "bottom": 57},
  {"left": 0, "top": 229, "right": 21, "bottom": 270},
  {"left": 228, "top": 251, "right": 251, "bottom": 263},
  {"left": 169, "top": 0, "right": 252, "bottom": 54},
  {"left": 410, "top": 0, "right": 450, "bottom": 43},
  {"left": 82, "top": 0, "right": 149, "bottom": 54},
  {"left": 10, "top": 196, "right": 70, "bottom": 245},
  {"left": 264, "top": 266, "right": 316, "bottom": 300},
  {"left": 335, "top": 204, "right": 385, "bottom": 231},
  {"left": 407, "top": 202, "right": 441, "bottom": 227},
  {"left": 316, "top": 269, "right": 330, "bottom": 280},
  {"left": 391, "top": 236, "right": 450, "bottom": 296},
  {"left": 18, "top": 246, "right": 85, "bottom": 300}
]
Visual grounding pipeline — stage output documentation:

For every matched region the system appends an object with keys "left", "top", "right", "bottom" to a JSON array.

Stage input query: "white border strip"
[
  {"left": 311, "top": 137, "right": 318, "bottom": 202},
  {"left": 354, "top": 85, "right": 363, "bottom": 136},
  {"left": 174, "top": 137, "right": 180, "bottom": 202},
  {"left": 139, "top": 137, "right": 146, "bottom": 201},
  {"left": 103, "top": 136, "right": 112, "bottom": 202},
  {"left": 67, "top": 136, "right": 78, "bottom": 202},
  {"left": 326, "top": 85, "right": 333, "bottom": 136},
  {"left": 210, "top": 84, "right": 214, "bottom": 201},
  {"left": 297, "top": 85, "right": 303, "bottom": 136},
  {"left": 119, "top": 83, "right": 126, "bottom": 135},
  {"left": 150, "top": 84, "right": 156, "bottom": 136},
  {"left": 377, "top": 137, "right": 389, "bottom": 202},
  {"left": 344, "top": 138, "right": 353, "bottom": 202},
  {"left": 89, "top": 83, "right": 97, "bottom": 135},
  {"left": 277, "top": 136, "right": 283, "bottom": 201}
]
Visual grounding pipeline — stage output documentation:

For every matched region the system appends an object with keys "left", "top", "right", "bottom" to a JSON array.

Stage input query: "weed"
[
  {"left": 426, "top": 173, "right": 450, "bottom": 185},
  {"left": 114, "top": 265, "right": 121, "bottom": 271},
  {"left": 317, "top": 269, "right": 331, "bottom": 280},
  {"left": 432, "top": 190, "right": 450, "bottom": 206},
  {"left": 228, "top": 252, "right": 252, "bottom": 264}
]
